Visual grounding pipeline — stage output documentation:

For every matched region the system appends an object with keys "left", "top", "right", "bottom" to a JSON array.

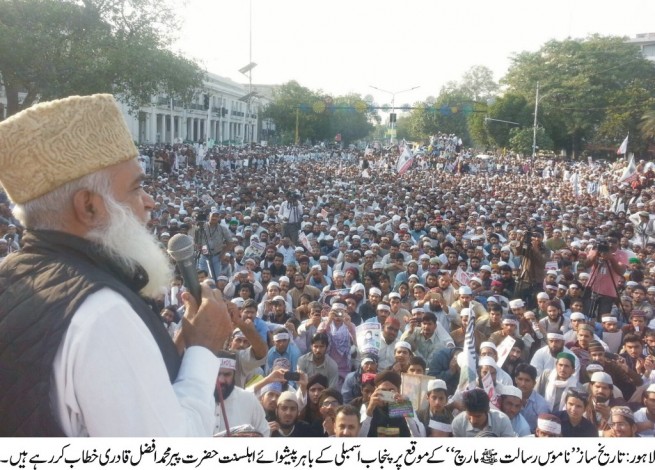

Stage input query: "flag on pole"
[
  {"left": 617, "top": 135, "right": 628, "bottom": 155},
  {"left": 458, "top": 311, "right": 478, "bottom": 391},
  {"left": 619, "top": 153, "right": 638, "bottom": 184},
  {"left": 395, "top": 145, "right": 414, "bottom": 175}
]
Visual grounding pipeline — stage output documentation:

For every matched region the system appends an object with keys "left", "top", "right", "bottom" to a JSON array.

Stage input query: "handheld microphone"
[{"left": 167, "top": 234, "right": 201, "bottom": 304}]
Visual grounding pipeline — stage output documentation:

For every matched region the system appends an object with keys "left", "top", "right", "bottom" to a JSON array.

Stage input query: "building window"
[{"left": 643, "top": 44, "right": 655, "bottom": 57}]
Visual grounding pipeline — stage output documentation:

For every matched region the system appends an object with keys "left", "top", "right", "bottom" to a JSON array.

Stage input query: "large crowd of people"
[{"left": 1, "top": 94, "right": 655, "bottom": 438}]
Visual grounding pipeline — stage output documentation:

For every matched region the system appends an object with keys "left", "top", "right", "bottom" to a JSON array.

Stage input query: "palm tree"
[{"left": 639, "top": 110, "right": 655, "bottom": 139}]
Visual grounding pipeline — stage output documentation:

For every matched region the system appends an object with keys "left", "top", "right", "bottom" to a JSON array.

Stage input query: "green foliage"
[
  {"left": 508, "top": 127, "right": 554, "bottom": 156},
  {"left": 263, "top": 81, "right": 377, "bottom": 145},
  {"left": 485, "top": 94, "right": 532, "bottom": 148},
  {"left": 400, "top": 66, "right": 498, "bottom": 147},
  {"left": 640, "top": 110, "right": 655, "bottom": 139},
  {"left": 502, "top": 35, "right": 655, "bottom": 155},
  {"left": 395, "top": 115, "right": 416, "bottom": 141},
  {"left": 402, "top": 90, "right": 475, "bottom": 145},
  {"left": 457, "top": 65, "right": 499, "bottom": 102},
  {"left": 328, "top": 95, "right": 375, "bottom": 145},
  {"left": 0, "top": 0, "right": 205, "bottom": 116}
]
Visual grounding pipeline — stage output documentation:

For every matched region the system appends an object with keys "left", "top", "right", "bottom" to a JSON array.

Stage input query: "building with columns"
[{"left": 118, "top": 72, "right": 267, "bottom": 145}]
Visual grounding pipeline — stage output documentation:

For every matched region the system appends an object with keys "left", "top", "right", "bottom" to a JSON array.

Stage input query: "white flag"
[
  {"left": 617, "top": 135, "right": 628, "bottom": 155},
  {"left": 619, "top": 153, "right": 638, "bottom": 183}
]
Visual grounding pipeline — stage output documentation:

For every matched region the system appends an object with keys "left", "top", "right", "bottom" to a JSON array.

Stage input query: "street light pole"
[
  {"left": 370, "top": 85, "right": 420, "bottom": 144},
  {"left": 532, "top": 81, "right": 539, "bottom": 158}
]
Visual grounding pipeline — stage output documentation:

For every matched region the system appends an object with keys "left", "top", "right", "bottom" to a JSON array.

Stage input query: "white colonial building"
[
  {"left": 1, "top": 73, "right": 269, "bottom": 145},
  {"left": 117, "top": 72, "right": 267, "bottom": 145}
]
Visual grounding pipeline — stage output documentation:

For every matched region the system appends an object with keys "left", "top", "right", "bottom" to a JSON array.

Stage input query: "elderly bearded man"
[{"left": 0, "top": 95, "right": 232, "bottom": 436}]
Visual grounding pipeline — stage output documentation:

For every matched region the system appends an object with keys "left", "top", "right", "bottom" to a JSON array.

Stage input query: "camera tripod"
[{"left": 584, "top": 256, "right": 627, "bottom": 323}]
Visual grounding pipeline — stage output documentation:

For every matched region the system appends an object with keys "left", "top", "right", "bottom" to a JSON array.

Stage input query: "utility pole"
[
  {"left": 532, "top": 81, "right": 539, "bottom": 158},
  {"left": 295, "top": 107, "right": 299, "bottom": 144}
]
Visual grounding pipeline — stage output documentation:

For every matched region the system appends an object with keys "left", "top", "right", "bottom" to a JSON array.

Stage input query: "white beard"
[{"left": 86, "top": 195, "right": 172, "bottom": 300}]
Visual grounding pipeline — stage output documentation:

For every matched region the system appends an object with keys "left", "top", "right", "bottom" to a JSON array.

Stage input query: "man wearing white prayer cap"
[
  {"left": 529, "top": 332, "right": 580, "bottom": 377},
  {"left": 270, "top": 391, "right": 317, "bottom": 437},
  {"left": 499, "top": 385, "right": 531, "bottom": 436},
  {"left": 416, "top": 378, "right": 453, "bottom": 434},
  {"left": 587, "top": 371, "right": 619, "bottom": 431},
  {"left": 392, "top": 340, "right": 414, "bottom": 373}
]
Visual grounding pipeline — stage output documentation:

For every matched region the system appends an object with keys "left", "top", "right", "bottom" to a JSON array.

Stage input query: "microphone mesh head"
[{"left": 167, "top": 233, "right": 195, "bottom": 261}]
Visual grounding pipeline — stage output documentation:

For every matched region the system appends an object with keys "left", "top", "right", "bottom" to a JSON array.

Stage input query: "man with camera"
[
  {"left": 511, "top": 229, "right": 550, "bottom": 309},
  {"left": 318, "top": 303, "right": 356, "bottom": 387},
  {"left": 196, "top": 208, "right": 234, "bottom": 280},
  {"left": 584, "top": 232, "right": 628, "bottom": 321},
  {"left": 278, "top": 191, "right": 304, "bottom": 245}
]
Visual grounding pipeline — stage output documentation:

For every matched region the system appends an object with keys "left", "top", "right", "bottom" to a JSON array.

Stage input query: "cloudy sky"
[{"left": 174, "top": 0, "right": 655, "bottom": 106}]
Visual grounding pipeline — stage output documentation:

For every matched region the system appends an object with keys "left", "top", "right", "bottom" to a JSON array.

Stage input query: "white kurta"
[{"left": 52, "top": 288, "right": 219, "bottom": 436}]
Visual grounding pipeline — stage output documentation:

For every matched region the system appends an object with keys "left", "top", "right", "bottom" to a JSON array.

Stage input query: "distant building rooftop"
[{"left": 627, "top": 33, "right": 655, "bottom": 62}]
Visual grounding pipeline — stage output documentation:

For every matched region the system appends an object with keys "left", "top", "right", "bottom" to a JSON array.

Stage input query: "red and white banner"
[{"left": 395, "top": 146, "right": 413, "bottom": 175}]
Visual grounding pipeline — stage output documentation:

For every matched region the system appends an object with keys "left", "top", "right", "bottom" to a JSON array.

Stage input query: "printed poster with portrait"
[{"left": 356, "top": 323, "right": 381, "bottom": 357}]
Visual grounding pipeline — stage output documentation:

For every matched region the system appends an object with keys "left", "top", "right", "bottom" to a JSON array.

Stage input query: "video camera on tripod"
[
  {"left": 286, "top": 191, "right": 300, "bottom": 202},
  {"left": 585, "top": 235, "right": 627, "bottom": 322},
  {"left": 194, "top": 208, "right": 211, "bottom": 225},
  {"left": 594, "top": 239, "right": 611, "bottom": 254}
]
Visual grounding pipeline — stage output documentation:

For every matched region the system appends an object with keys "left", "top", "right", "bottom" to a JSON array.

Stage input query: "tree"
[
  {"left": 0, "top": 0, "right": 205, "bottom": 117},
  {"left": 508, "top": 127, "right": 554, "bottom": 156},
  {"left": 459, "top": 65, "right": 499, "bottom": 102},
  {"left": 640, "top": 110, "right": 655, "bottom": 140},
  {"left": 415, "top": 67, "right": 497, "bottom": 147},
  {"left": 264, "top": 82, "right": 378, "bottom": 145},
  {"left": 327, "top": 94, "right": 376, "bottom": 145},
  {"left": 263, "top": 81, "right": 327, "bottom": 144},
  {"left": 395, "top": 114, "right": 418, "bottom": 142},
  {"left": 482, "top": 93, "right": 532, "bottom": 149},
  {"left": 404, "top": 89, "right": 473, "bottom": 144},
  {"left": 502, "top": 35, "right": 655, "bottom": 156}
]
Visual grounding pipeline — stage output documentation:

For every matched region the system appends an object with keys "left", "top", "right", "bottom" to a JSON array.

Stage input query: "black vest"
[{"left": 0, "top": 230, "right": 181, "bottom": 436}]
